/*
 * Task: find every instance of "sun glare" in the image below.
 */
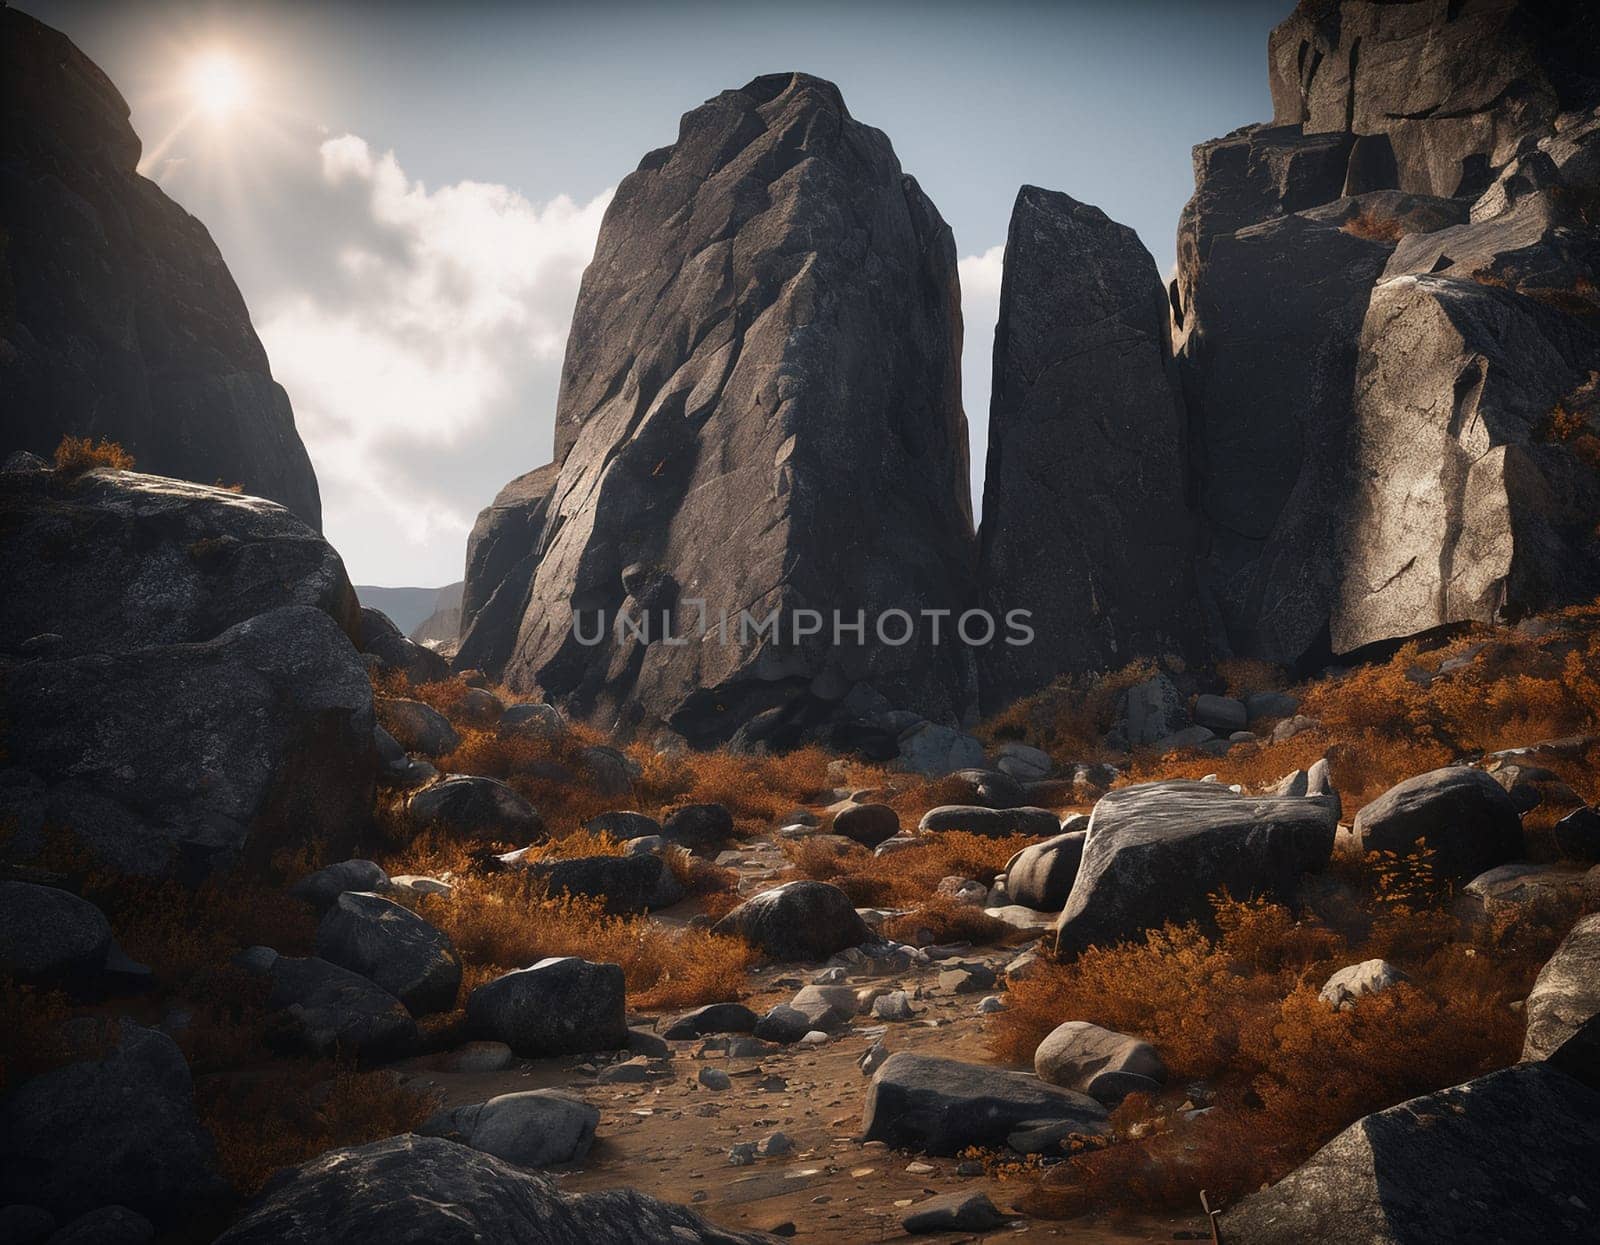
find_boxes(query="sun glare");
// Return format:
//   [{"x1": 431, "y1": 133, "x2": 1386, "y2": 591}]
[{"x1": 188, "y1": 51, "x2": 248, "y2": 118}]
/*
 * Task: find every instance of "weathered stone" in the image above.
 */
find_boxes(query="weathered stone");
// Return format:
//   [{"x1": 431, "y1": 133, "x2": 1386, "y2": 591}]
[
  {"x1": 1455, "y1": 862, "x2": 1588, "y2": 926},
  {"x1": 1193, "y1": 694, "x2": 1247, "y2": 733},
  {"x1": 660, "y1": 803, "x2": 734, "y2": 849},
  {"x1": 490, "y1": 74, "x2": 976, "y2": 744},
  {"x1": 0, "y1": 470, "x2": 355, "y2": 658},
  {"x1": 583, "y1": 810, "x2": 662, "y2": 841},
  {"x1": 315, "y1": 891, "x2": 461, "y2": 1017},
  {"x1": 784, "y1": 984, "x2": 858, "y2": 1033},
  {"x1": 832, "y1": 803, "x2": 900, "y2": 850},
  {"x1": 377, "y1": 698, "x2": 460, "y2": 758},
  {"x1": 862, "y1": 1052, "x2": 1106, "y2": 1156},
  {"x1": 258, "y1": 955, "x2": 418, "y2": 1061},
  {"x1": 1522, "y1": 912, "x2": 1600, "y2": 1062},
  {"x1": 1553, "y1": 806, "x2": 1600, "y2": 862},
  {"x1": 1266, "y1": 0, "x2": 1596, "y2": 198},
  {"x1": 977, "y1": 186, "x2": 1195, "y2": 711},
  {"x1": 917, "y1": 805, "x2": 1060, "y2": 838},
  {"x1": 662, "y1": 1003, "x2": 759, "y2": 1040},
  {"x1": 0, "y1": 881, "x2": 111, "y2": 987},
  {"x1": 419, "y1": 1090, "x2": 599, "y2": 1169},
  {"x1": 1220, "y1": 1063, "x2": 1600, "y2": 1243},
  {"x1": 0, "y1": 1024, "x2": 225, "y2": 1225},
  {"x1": 0, "y1": 10, "x2": 322, "y2": 525},
  {"x1": 455, "y1": 464, "x2": 559, "y2": 679},
  {"x1": 1334, "y1": 276, "x2": 1600, "y2": 652},
  {"x1": 290, "y1": 859, "x2": 390, "y2": 913},
  {"x1": 45, "y1": 1205, "x2": 155, "y2": 1245},
  {"x1": 1318, "y1": 959, "x2": 1408, "y2": 1010},
  {"x1": 528, "y1": 854, "x2": 669, "y2": 916},
  {"x1": 1002, "y1": 832, "x2": 1086, "y2": 912},
  {"x1": 466, "y1": 957, "x2": 627, "y2": 1057},
  {"x1": 2, "y1": 606, "x2": 375, "y2": 877},
  {"x1": 1352, "y1": 766, "x2": 1522, "y2": 885},
  {"x1": 1122, "y1": 672, "x2": 1186, "y2": 746},
  {"x1": 499, "y1": 701, "x2": 567, "y2": 740},
  {"x1": 902, "y1": 1191, "x2": 1007, "y2": 1234},
  {"x1": 409, "y1": 777, "x2": 543, "y2": 842},
  {"x1": 1055, "y1": 780, "x2": 1337, "y2": 958},
  {"x1": 712, "y1": 881, "x2": 871, "y2": 962},
  {"x1": 895, "y1": 725, "x2": 986, "y2": 777},
  {"x1": 212, "y1": 1134, "x2": 778, "y2": 1244},
  {"x1": 1034, "y1": 1021, "x2": 1166, "y2": 1106},
  {"x1": 357, "y1": 608, "x2": 450, "y2": 684}
]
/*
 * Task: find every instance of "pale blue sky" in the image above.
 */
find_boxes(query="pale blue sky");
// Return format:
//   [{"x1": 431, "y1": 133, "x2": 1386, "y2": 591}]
[{"x1": 26, "y1": 0, "x2": 1287, "y2": 584}]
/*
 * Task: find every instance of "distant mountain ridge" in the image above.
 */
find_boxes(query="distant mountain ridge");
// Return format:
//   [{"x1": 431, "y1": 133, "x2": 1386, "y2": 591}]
[{"x1": 354, "y1": 583, "x2": 461, "y2": 640}]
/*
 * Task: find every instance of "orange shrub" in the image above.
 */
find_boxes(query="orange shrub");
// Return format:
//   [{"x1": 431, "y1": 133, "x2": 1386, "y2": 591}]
[
  {"x1": 52, "y1": 434, "x2": 134, "y2": 474},
  {"x1": 1339, "y1": 209, "x2": 1405, "y2": 242},
  {"x1": 880, "y1": 897, "x2": 1024, "y2": 947},
  {"x1": 782, "y1": 831, "x2": 1035, "y2": 910}
]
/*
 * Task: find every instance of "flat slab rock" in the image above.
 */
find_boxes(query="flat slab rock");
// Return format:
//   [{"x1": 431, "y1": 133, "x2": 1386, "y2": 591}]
[
  {"x1": 213, "y1": 1134, "x2": 781, "y2": 1244},
  {"x1": 1054, "y1": 780, "x2": 1337, "y2": 958},
  {"x1": 861, "y1": 1051, "x2": 1106, "y2": 1156},
  {"x1": 1220, "y1": 1063, "x2": 1600, "y2": 1244}
]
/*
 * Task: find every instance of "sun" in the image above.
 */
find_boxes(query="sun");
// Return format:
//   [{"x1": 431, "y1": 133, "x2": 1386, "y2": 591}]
[{"x1": 187, "y1": 51, "x2": 249, "y2": 119}]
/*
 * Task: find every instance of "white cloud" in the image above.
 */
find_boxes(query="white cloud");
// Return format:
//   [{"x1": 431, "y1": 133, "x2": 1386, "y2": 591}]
[
  {"x1": 959, "y1": 243, "x2": 1006, "y2": 519},
  {"x1": 240, "y1": 134, "x2": 612, "y2": 584}
]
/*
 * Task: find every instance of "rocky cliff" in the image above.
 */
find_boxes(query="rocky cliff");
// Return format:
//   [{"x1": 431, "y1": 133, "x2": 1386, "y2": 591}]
[
  {"x1": 1175, "y1": 0, "x2": 1600, "y2": 665},
  {"x1": 976, "y1": 187, "x2": 1197, "y2": 712},
  {"x1": 0, "y1": 8, "x2": 323, "y2": 527},
  {"x1": 482, "y1": 73, "x2": 978, "y2": 746}
]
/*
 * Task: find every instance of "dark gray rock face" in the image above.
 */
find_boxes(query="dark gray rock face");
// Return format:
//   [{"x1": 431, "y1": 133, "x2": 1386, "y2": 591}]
[
  {"x1": 662, "y1": 1002, "x2": 760, "y2": 1040},
  {"x1": 1352, "y1": 767, "x2": 1522, "y2": 886},
  {"x1": 0, "y1": 1024, "x2": 226, "y2": 1225},
  {"x1": 1266, "y1": 1, "x2": 1598, "y2": 199},
  {"x1": 1003, "y1": 831, "x2": 1086, "y2": 912},
  {"x1": 493, "y1": 73, "x2": 977, "y2": 744},
  {"x1": 455, "y1": 464, "x2": 558, "y2": 679},
  {"x1": 1054, "y1": 780, "x2": 1338, "y2": 958},
  {"x1": 1333, "y1": 276, "x2": 1600, "y2": 650},
  {"x1": 256, "y1": 953, "x2": 418, "y2": 1061},
  {"x1": 419, "y1": 1090, "x2": 599, "y2": 1169},
  {"x1": 2, "y1": 606, "x2": 376, "y2": 878},
  {"x1": 1172, "y1": 0, "x2": 1600, "y2": 664},
  {"x1": 0, "y1": 881, "x2": 111, "y2": 986},
  {"x1": 1180, "y1": 211, "x2": 1391, "y2": 663},
  {"x1": 1220, "y1": 1063, "x2": 1600, "y2": 1244},
  {"x1": 378, "y1": 697, "x2": 461, "y2": 758},
  {"x1": 977, "y1": 186, "x2": 1196, "y2": 711},
  {"x1": 526, "y1": 853, "x2": 668, "y2": 915},
  {"x1": 1522, "y1": 912, "x2": 1600, "y2": 1061},
  {"x1": 315, "y1": 891, "x2": 462, "y2": 1016},
  {"x1": 832, "y1": 803, "x2": 901, "y2": 849},
  {"x1": 861, "y1": 1052, "x2": 1106, "y2": 1156},
  {"x1": 711, "y1": 881, "x2": 871, "y2": 962},
  {"x1": 0, "y1": 469, "x2": 358, "y2": 658},
  {"x1": 917, "y1": 805, "x2": 1060, "y2": 838},
  {"x1": 289, "y1": 859, "x2": 390, "y2": 913},
  {"x1": 408, "y1": 777, "x2": 544, "y2": 842},
  {"x1": 213, "y1": 1134, "x2": 780, "y2": 1245},
  {"x1": 466, "y1": 957, "x2": 628, "y2": 1057},
  {"x1": 357, "y1": 607, "x2": 450, "y2": 684},
  {"x1": 0, "y1": 9, "x2": 322, "y2": 526}
]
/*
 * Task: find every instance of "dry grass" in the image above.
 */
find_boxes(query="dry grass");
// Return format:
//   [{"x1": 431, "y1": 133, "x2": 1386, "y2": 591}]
[
  {"x1": 52, "y1": 434, "x2": 134, "y2": 474},
  {"x1": 408, "y1": 876, "x2": 755, "y2": 1011},
  {"x1": 198, "y1": 1062, "x2": 439, "y2": 1196},
  {"x1": 1339, "y1": 208, "x2": 1405, "y2": 242},
  {"x1": 782, "y1": 831, "x2": 1034, "y2": 911},
  {"x1": 1132, "y1": 609, "x2": 1600, "y2": 818},
  {"x1": 980, "y1": 659, "x2": 1162, "y2": 759},
  {"x1": 879, "y1": 897, "x2": 1024, "y2": 947},
  {"x1": 994, "y1": 886, "x2": 1578, "y2": 1217}
]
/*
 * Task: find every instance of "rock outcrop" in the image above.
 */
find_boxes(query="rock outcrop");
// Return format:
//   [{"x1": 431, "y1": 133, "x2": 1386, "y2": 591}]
[
  {"x1": 0, "y1": 468, "x2": 358, "y2": 656},
  {"x1": 483, "y1": 73, "x2": 977, "y2": 745},
  {"x1": 1174, "y1": 0, "x2": 1600, "y2": 665},
  {"x1": 455, "y1": 464, "x2": 558, "y2": 676},
  {"x1": 213, "y1": 1134, "x2": 780, "y2": 1244},
  {"x1": 975, "y1": 187, "x2": 1196, "y2": 710},
  {"x1": 1054, "y1": 780, "x2": 1338, "y2": 958},
  {"x1": 1220, "y1": 1062, "x2": 1600, "y2": 1243},
  {"x1": 3, "y1": 606, "x2": 375, "y2": 878},
  {"x1": 0, "y1": 9, "x2": 322, "y2": 526}
]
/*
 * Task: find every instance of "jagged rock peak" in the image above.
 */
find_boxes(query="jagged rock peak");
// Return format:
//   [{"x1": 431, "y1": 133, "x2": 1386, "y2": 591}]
[
  {"x1": 0, "y1": 8, "x2": 323, "y2": 527},
  {"x1": 977, "y1": 185, "x2": 1197, "y2": 712},
  {"x1": 493, "y1": 71, "x2": 977, "y2": 747}
]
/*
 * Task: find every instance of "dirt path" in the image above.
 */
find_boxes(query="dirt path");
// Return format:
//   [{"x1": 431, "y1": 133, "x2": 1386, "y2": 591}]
[{"x1": 398, "y1": 832, "x2": 1211, "y2": 1243}]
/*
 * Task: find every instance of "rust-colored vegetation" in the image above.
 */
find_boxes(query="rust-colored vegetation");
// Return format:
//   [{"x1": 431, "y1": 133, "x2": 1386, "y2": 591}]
[
  {"x1": 52, "y1": 434, "x2": 135, "y2": 474},
  {"x1": 994, "y1": 883, "x2": 1581, "y2": 1217},
  {"x1": 1338, "y1": 208, "x2": 1405, "y2": 242},
  {"x1": 781, "y1": 830, "x2": 1034, "y2": 909}
]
